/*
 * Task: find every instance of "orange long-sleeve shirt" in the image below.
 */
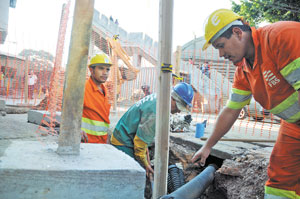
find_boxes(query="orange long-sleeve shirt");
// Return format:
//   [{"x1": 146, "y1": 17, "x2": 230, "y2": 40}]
[
  {"x1": 230, "y1": 22, "x2": 300, "y2": 127},
  {"x1": 82, "y1": 77, "x2": 111, "y2": 143}
]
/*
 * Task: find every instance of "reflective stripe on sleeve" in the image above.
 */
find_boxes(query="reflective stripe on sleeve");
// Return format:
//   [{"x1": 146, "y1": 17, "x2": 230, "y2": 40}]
[
  {"x1": 280, "y1": 57, "x2": 300, "y2": 90},
  {"x1": 231, "y1": 88, "x2": 252, "y2": 96},
  {"x1": 227, "y1": 88, "x2": 252, "y2": 109},
  {"x1": 230, "y1": 93, "x2": 252, "y2": 103},
  {"x1": 270, "y1": 92, "x2": 300, "y2": 123}
]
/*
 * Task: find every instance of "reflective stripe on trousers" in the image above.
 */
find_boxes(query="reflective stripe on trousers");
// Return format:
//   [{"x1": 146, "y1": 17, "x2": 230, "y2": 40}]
[
  {"x1": 265, "y1": 193, "x2": 294, "y2": 199},
  {"x1": 265, "y1": 186, "x2": 300, "y2": 199},
  {"x1": 265, "y1": 121, "x2": 300, "y2": 199}
]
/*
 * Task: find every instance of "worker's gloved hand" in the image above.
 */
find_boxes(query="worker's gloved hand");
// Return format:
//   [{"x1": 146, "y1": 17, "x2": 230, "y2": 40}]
[
  {"x1": 191, "y1": 145, "x2": 211, "y2": 167},
  {"x1": 146, "y1": 164, "x2": 154, "y2": 178},
  {"x1": 184, "y1": 114, "x2": 192, "y2": 124},
  {"x1": 81, "y1": 131, "x2": 88, "y2": 143}
]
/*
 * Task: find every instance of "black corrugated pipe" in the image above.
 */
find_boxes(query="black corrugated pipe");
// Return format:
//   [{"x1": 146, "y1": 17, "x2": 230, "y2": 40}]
[
  {"x1": 167, "y1": 165, "x2": 185, "y2": 193},
  {"x1": 159, "y1": 164, "x2": 218, "y2": 199}
]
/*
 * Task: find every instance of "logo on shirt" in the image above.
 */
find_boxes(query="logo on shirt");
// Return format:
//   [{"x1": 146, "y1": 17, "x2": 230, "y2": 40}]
[{"x1": 263, "y1": 70, "x2": 280, "y2": 88}]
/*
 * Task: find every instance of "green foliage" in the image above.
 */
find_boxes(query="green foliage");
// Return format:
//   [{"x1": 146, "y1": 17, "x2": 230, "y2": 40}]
[
  {"x1": 19, "y1": 49, "x2": 54, "y2": 61},
  {"x1": 18, "y1": 49, "x2": 54, "y2": 71},
  {"x1": 231, "y1": 0, "x2": 300, "y2": 27}
]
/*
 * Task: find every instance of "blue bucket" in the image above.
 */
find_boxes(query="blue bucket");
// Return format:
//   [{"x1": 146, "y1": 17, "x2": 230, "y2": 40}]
[{"x1": 195, "y1": 123, "x2": 205, "y2": 138}]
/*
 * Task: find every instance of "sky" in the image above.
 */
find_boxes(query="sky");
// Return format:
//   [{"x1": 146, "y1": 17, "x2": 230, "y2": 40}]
[
  {"x1": 95, "y1": 0, "x2": 233, "y2": 47},
  {"x1": 0, "y1": 0, "x2": 234, "y2": 63}
]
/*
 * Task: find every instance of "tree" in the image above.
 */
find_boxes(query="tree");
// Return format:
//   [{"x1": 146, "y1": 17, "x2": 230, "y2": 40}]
[
  {"x1": 19, "y1": 49, "x2": 54, "y2": 71},
  {"x1": 231, "y1": 0, "x2": 300, "y2": 27}
]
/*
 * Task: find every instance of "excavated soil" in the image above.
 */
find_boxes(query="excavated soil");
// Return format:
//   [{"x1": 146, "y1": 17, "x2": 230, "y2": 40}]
[{"x1": 162, "y1": 140, "x2": 270, "y2": 199}]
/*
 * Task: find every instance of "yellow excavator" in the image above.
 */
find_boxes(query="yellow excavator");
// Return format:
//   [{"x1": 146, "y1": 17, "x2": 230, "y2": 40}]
[{"x1": 105, "y1": 35, "x2": 140, "y2": 107}]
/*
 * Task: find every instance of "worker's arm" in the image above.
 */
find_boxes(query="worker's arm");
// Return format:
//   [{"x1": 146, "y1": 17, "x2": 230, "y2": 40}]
[
  {"x1": 133, "y1": 135, "x2": 154, "y2": 177},
  {"x1": 191, "y1": 107, "x2": 241, "y2": 166}
]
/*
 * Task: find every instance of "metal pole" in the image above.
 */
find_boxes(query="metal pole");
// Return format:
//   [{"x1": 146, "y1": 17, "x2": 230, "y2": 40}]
[
  {"x1": 153, "y1": 0, "x2": 174, "y2": 198},
  {"x1": 57, "y1": 0, "x2": 95, "y2": 155}
]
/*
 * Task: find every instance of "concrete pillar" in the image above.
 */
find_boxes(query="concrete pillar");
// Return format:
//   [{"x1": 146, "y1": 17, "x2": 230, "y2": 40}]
[
  {"x1": 132, "y1": 53, "x2": 142, "y2": 68},
  {"x1": 0, "y1": 0, "x2": 9, "y2": 43}
]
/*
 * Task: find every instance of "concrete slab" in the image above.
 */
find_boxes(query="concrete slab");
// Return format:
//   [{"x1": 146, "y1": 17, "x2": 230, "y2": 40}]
[
  {"x1": 0, "y1": 98, "x2": 42, "y2": 106},
  {"x1": 170, "y1": 132, "x2": 275, "y2": 160},
  {"x1": 0, "y1": 141, "x2": 145, "y2": 199},
  {"x1": 28, "y1": 110, "x2": 61, "y2": 125}
]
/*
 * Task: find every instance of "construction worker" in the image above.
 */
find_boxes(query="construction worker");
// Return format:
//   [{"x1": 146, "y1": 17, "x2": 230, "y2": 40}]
[
  {"x1": 111, "y1": 82, "x2": 194, "y2": 176},
  {"x1": 141, "y1": 84, "x2": 151, "y2": 97},
  {"x1": 191, "y1": 9, "x2": 300, "y2": 199},
  {"x1": 81, "y1": 53, "x2": 112, "y2": 144}
]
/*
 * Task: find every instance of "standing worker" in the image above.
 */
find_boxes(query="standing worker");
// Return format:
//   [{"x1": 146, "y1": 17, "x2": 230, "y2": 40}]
[
  {"x1": 81, "y1": 53, "x2": 112, "y2": 144},
  {"x1": 28, "y1": 70, "x2": 37, "y2": 99},
  {"x1": 191, "y1": 9, "x2": 300, "y2": 199},
  {"x1": 111, "y1": 82, "x2": 194, "y2": 176}
]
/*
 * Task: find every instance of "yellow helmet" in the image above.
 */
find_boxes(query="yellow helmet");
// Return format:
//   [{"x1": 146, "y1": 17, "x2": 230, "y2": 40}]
[
  {"x1": 89, "y1": 53, "x2": 112, "y2": 67},
  {"x1": 202, "y1": 9, "x2": 243, "y2": 51}
]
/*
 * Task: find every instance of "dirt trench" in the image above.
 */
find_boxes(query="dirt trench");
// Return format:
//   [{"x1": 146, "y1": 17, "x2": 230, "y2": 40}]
[{"x1": 147, "y1": 139, "x2": 269, "y2": 199}]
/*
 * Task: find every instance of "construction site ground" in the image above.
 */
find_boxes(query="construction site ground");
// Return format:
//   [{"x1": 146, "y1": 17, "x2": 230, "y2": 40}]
[{"x1": 0, "y1": 106, "x2": 278, "y2": 199}]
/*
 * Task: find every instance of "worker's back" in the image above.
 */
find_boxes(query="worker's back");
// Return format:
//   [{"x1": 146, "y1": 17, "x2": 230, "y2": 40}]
[{"x1": 113, "y1": 93, "x2": 157, "y2": 147}]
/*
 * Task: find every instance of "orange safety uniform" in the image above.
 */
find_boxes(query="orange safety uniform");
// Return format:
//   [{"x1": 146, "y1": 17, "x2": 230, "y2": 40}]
[
  {"x1": 81, "y1": 77, "x2": 111, "y2": 143},
  {"x1": 227, "y1": 21, "x2": 300, "y2": 198}
]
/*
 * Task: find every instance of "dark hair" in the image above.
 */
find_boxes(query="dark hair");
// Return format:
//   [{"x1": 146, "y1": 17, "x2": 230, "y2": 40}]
[{"x1": 220, "y1": 24, "x2": 251, "y2": 39}]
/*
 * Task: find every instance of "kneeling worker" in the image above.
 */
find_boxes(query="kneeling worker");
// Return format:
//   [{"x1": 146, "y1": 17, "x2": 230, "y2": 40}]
[
  {"x1": 111, "y1": 82, "x2": 194, "y2": 176},
  {"x1": 81, "y1": 53, "x2": 112, "y2": 144}
]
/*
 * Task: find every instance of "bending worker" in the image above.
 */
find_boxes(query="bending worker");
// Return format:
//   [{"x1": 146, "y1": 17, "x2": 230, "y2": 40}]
[
  {"x1": 111, "y1": 82, "x2": 194, "y2": 176},
  {"x1": 81, "y1": 53, "x2": 112, "y2": 144},
  {"x1": 191, "y1": 9, "x2": 300, "y2": 199}
]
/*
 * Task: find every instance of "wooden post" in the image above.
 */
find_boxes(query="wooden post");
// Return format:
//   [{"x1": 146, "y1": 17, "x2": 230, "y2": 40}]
[
  {"x1": 57, "y1": 0, "x2": 95, "y2": 155},
  {"x1": 153, "y1": 0, "x2": 174, "y2": 198}
]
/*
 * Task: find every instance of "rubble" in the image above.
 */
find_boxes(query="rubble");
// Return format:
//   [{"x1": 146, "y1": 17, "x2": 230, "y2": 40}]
[
  {"x1": 169, "y1": 139, "x2": 269, "y2": 199},
  {"x1": 170, "y1": 114, "x2": 193, "y2": 132}
]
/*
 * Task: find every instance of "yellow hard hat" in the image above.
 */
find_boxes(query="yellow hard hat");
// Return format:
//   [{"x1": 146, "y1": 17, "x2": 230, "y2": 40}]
[
  {"x1": 202, "y1": 9, "x2": 243, "y2": 51},
  {"x1": 89, "y1": 53, "x2": 112, "y2": 67}
]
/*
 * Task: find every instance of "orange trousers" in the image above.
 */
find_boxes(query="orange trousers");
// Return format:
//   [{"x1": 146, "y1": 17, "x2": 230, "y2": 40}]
[{"x1": 265, "y1": 120, "x2": 300, "y2": 197}]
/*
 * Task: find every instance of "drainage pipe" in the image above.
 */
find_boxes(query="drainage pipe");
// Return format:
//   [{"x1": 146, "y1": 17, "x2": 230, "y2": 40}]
[{"x1": 160, "y1": 164, "x2": 218, "y2": 199}]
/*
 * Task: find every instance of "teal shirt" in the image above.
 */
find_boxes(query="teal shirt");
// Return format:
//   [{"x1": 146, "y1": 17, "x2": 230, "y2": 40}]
[{"x1": 113, "y1": 94, "x2": 157, "y2": 147}]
